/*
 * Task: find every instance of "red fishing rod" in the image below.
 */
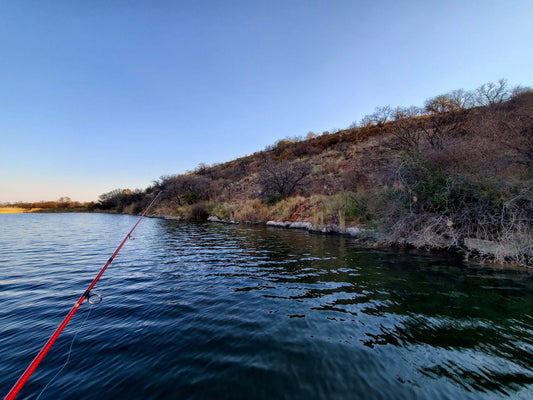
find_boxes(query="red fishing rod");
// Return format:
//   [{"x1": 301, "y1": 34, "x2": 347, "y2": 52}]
[{"x1": 4, "y1": 191, "x2": 162, "y2": 400}]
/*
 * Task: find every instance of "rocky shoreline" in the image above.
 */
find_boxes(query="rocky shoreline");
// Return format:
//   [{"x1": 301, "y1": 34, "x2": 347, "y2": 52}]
[
  {"x1": 151, "y1": 213, "x2": 532, "y2": 270},
  {"x1": 211, "y1": 215, "x2": 369, "y2": 239},
  {"x1": 155, "y1": 213, "x2": 375, "y2": 239}
]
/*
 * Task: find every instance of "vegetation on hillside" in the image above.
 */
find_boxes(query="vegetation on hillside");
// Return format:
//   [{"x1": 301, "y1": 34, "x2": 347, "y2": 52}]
[
  {"x1": 0, "y1": 197, "x2": 95, "y2": 212},
  {"x1": 96, "y1": 79, "x2": 533, "y2": 266}
]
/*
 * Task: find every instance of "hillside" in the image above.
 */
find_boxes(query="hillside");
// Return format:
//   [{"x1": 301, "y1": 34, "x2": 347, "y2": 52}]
[{"x1": 97, "y1": 81, "x2": 533, "y2": 266}]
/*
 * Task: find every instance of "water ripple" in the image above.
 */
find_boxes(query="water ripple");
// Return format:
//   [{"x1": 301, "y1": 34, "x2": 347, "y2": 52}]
[{"x1": 1, "y1": 214, "x2": 532, "y2": 399}]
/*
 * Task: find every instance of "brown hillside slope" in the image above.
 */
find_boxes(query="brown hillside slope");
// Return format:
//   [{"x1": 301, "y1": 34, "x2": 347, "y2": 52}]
[{"x1": 98, "y1": 89, "x2": 533, "y2": 266}]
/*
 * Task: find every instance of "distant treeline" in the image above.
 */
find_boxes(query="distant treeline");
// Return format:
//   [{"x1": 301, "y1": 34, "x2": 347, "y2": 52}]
[
  {"x1": 2, "y1": 197, "x2": 95, "y2": 210},
  {"x1": 97, "y1": 79, "x2": 533, "y2": 266}
]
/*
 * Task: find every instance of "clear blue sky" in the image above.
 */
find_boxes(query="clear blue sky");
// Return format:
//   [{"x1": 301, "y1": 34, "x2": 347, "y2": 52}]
[{"x1": 1, "y1": 1, "x2": 532, "y2": 202}]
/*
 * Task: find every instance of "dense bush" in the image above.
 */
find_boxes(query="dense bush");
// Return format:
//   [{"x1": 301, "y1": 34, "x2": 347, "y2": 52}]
[
  {"x1": 188, "y1": 204, "x2": 209, "y2": 221},
  {"x1": 97, "y1": 189, "x2": 146, "y2": 212}
]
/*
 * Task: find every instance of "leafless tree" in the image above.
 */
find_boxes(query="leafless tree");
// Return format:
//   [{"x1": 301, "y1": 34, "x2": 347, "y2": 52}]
[
  {"x1": 421, "y1": 109, "x2": 466, "y2": 150},
  {"x1": 258, "y1": 158, "x2": 312, "y2": 199},
  {"x1": 386, "y1": 106, "x2": 424, "y2": 151},
  {"x1": 360, "y1": 105, "x2": 393, "y2": 126},
  {"x1": 424, "y1": 94, "x2": 462, "y2": 113},
  {"x1": 449, "y1": 89, "x2": 475, "y2": 108},
  {"x1": 474, "y1": 78, "x2": 510, "y2": 105}
]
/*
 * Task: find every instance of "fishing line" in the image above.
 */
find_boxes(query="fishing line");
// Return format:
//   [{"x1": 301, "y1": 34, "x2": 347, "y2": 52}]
[
  {"x1": 4, "y1": 191, "x2": 162, "y2": 400},
  {"x1": 35, "y1": 305, "x2": 94, "y2": 400}
]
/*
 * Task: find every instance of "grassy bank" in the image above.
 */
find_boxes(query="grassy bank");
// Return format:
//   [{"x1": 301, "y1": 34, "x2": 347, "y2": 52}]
[{"x1": 0, "y1": 207, "x2": 41, "y2": 214}]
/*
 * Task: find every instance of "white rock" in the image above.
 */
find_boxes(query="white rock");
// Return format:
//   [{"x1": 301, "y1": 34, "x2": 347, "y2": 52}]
[
  {"x1": 289, "y1": 222, "x2": 313, "y2": 230},
  {"x1": 346, "y1": 226, "x2": 363, "y2": 237}
]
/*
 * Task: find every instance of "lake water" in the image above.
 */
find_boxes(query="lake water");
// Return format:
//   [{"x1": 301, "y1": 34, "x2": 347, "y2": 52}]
[{"x1": 1, "y1": 213, "x2": 532, "y2": 399}]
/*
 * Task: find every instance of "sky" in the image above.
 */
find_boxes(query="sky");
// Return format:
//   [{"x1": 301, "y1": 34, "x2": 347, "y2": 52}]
[{"x1": 1, "y1": 1, "x2": 532, "y2": 203}]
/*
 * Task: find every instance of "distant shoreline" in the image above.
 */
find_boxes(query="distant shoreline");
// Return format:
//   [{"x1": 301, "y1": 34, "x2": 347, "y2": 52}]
[
  {"x1": 0, "y1": 207, "x2": 42, "y2": 214},
  {"x1": 0, "y1": 206, "x2": 94, "y2": 214}
]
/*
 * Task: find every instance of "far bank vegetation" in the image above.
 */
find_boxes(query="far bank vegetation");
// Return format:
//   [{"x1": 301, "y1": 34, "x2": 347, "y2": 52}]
[
  {"x1": 97, "y1": 80, "x2": 533, "y2": 266},
  {"x1": 0, "y1": 197, "x2": 95, "y2": 213}
]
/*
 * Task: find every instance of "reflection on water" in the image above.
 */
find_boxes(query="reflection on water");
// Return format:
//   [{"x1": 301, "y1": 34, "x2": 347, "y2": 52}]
[{"x1": 1, "y1": 214, "x2": 532, "y2": 399}]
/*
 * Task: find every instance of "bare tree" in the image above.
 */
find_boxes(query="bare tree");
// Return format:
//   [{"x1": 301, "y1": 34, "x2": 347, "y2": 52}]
[
  {"x1": 449, "y1": 88, "x2": 475, "y2": 108},
  {"x1": 387, "y1": 101, "x2": 466, "y2": 152},
  {"x1": 423, "y1": 108, "x2": 467, "y2": 150},
  {"x1": 258, "y1": 158, "x2": 312, "y2": 199},
  {"x1": 386, "y1": 106, "x2": 424, "y2": 151},
  {"x1": 360, "y1": 105, "x2": 393, "y2": 126},
  {"x1": 359, "y1": 114, "x2": 375, "y2": 127},
  {"x1": 424, "y1": 94, "x2": 462, "y2": 113},
  {"x1": 474, "y1": 79, "x2": 510, "y2": 105}
]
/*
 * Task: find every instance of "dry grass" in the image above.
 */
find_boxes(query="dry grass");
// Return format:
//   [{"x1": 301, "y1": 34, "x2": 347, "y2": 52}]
[
  {"x1": 0, "y1": 207, "x2": 42, "y2": 213},
  {"x1": 232, "y1": 199, "x2": 270, "y2": 223},
  {"x1": 268, "y1": 195, "x2": 308, "y2": 221},
  {"x1": 0, "y1": 207, "x2": 27, "y2": 214}
]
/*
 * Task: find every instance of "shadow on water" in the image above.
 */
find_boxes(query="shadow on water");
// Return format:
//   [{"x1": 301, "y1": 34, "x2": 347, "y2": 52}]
[{"x1": 1, "y1": 215, "x2": 532, "y2": 399}]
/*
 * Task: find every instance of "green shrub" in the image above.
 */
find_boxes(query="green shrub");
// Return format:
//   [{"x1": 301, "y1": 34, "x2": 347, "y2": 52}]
[
  {"x1": 207, "y1": 203, "x2": 231, "y2": 220},
  {"x1": 182, "y1": 190, "x2": 201, "y2": 205},
  {"x1": 326, "y1": 191, "x2": 374, "y2": 227},
  {"x1": 395, "y1": 154, "x2": 450, "y2": 213}
]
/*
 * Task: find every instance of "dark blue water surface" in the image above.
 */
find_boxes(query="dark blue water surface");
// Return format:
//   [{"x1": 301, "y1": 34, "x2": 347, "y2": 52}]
[{"x1": 1, "y1": 213, "x2": 532, "y2": 399}]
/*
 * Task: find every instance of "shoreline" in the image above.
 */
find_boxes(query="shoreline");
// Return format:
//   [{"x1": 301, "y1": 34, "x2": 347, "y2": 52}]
[
  {"x1": 156, "y1": 213, "x2": 532, "y2": 271},
  {"x1": 0, "y1": 207, "x2": 99, "y2": 214},
  {"x1": 4, "y1": 209, "x2": 530, "y2": 271}
]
